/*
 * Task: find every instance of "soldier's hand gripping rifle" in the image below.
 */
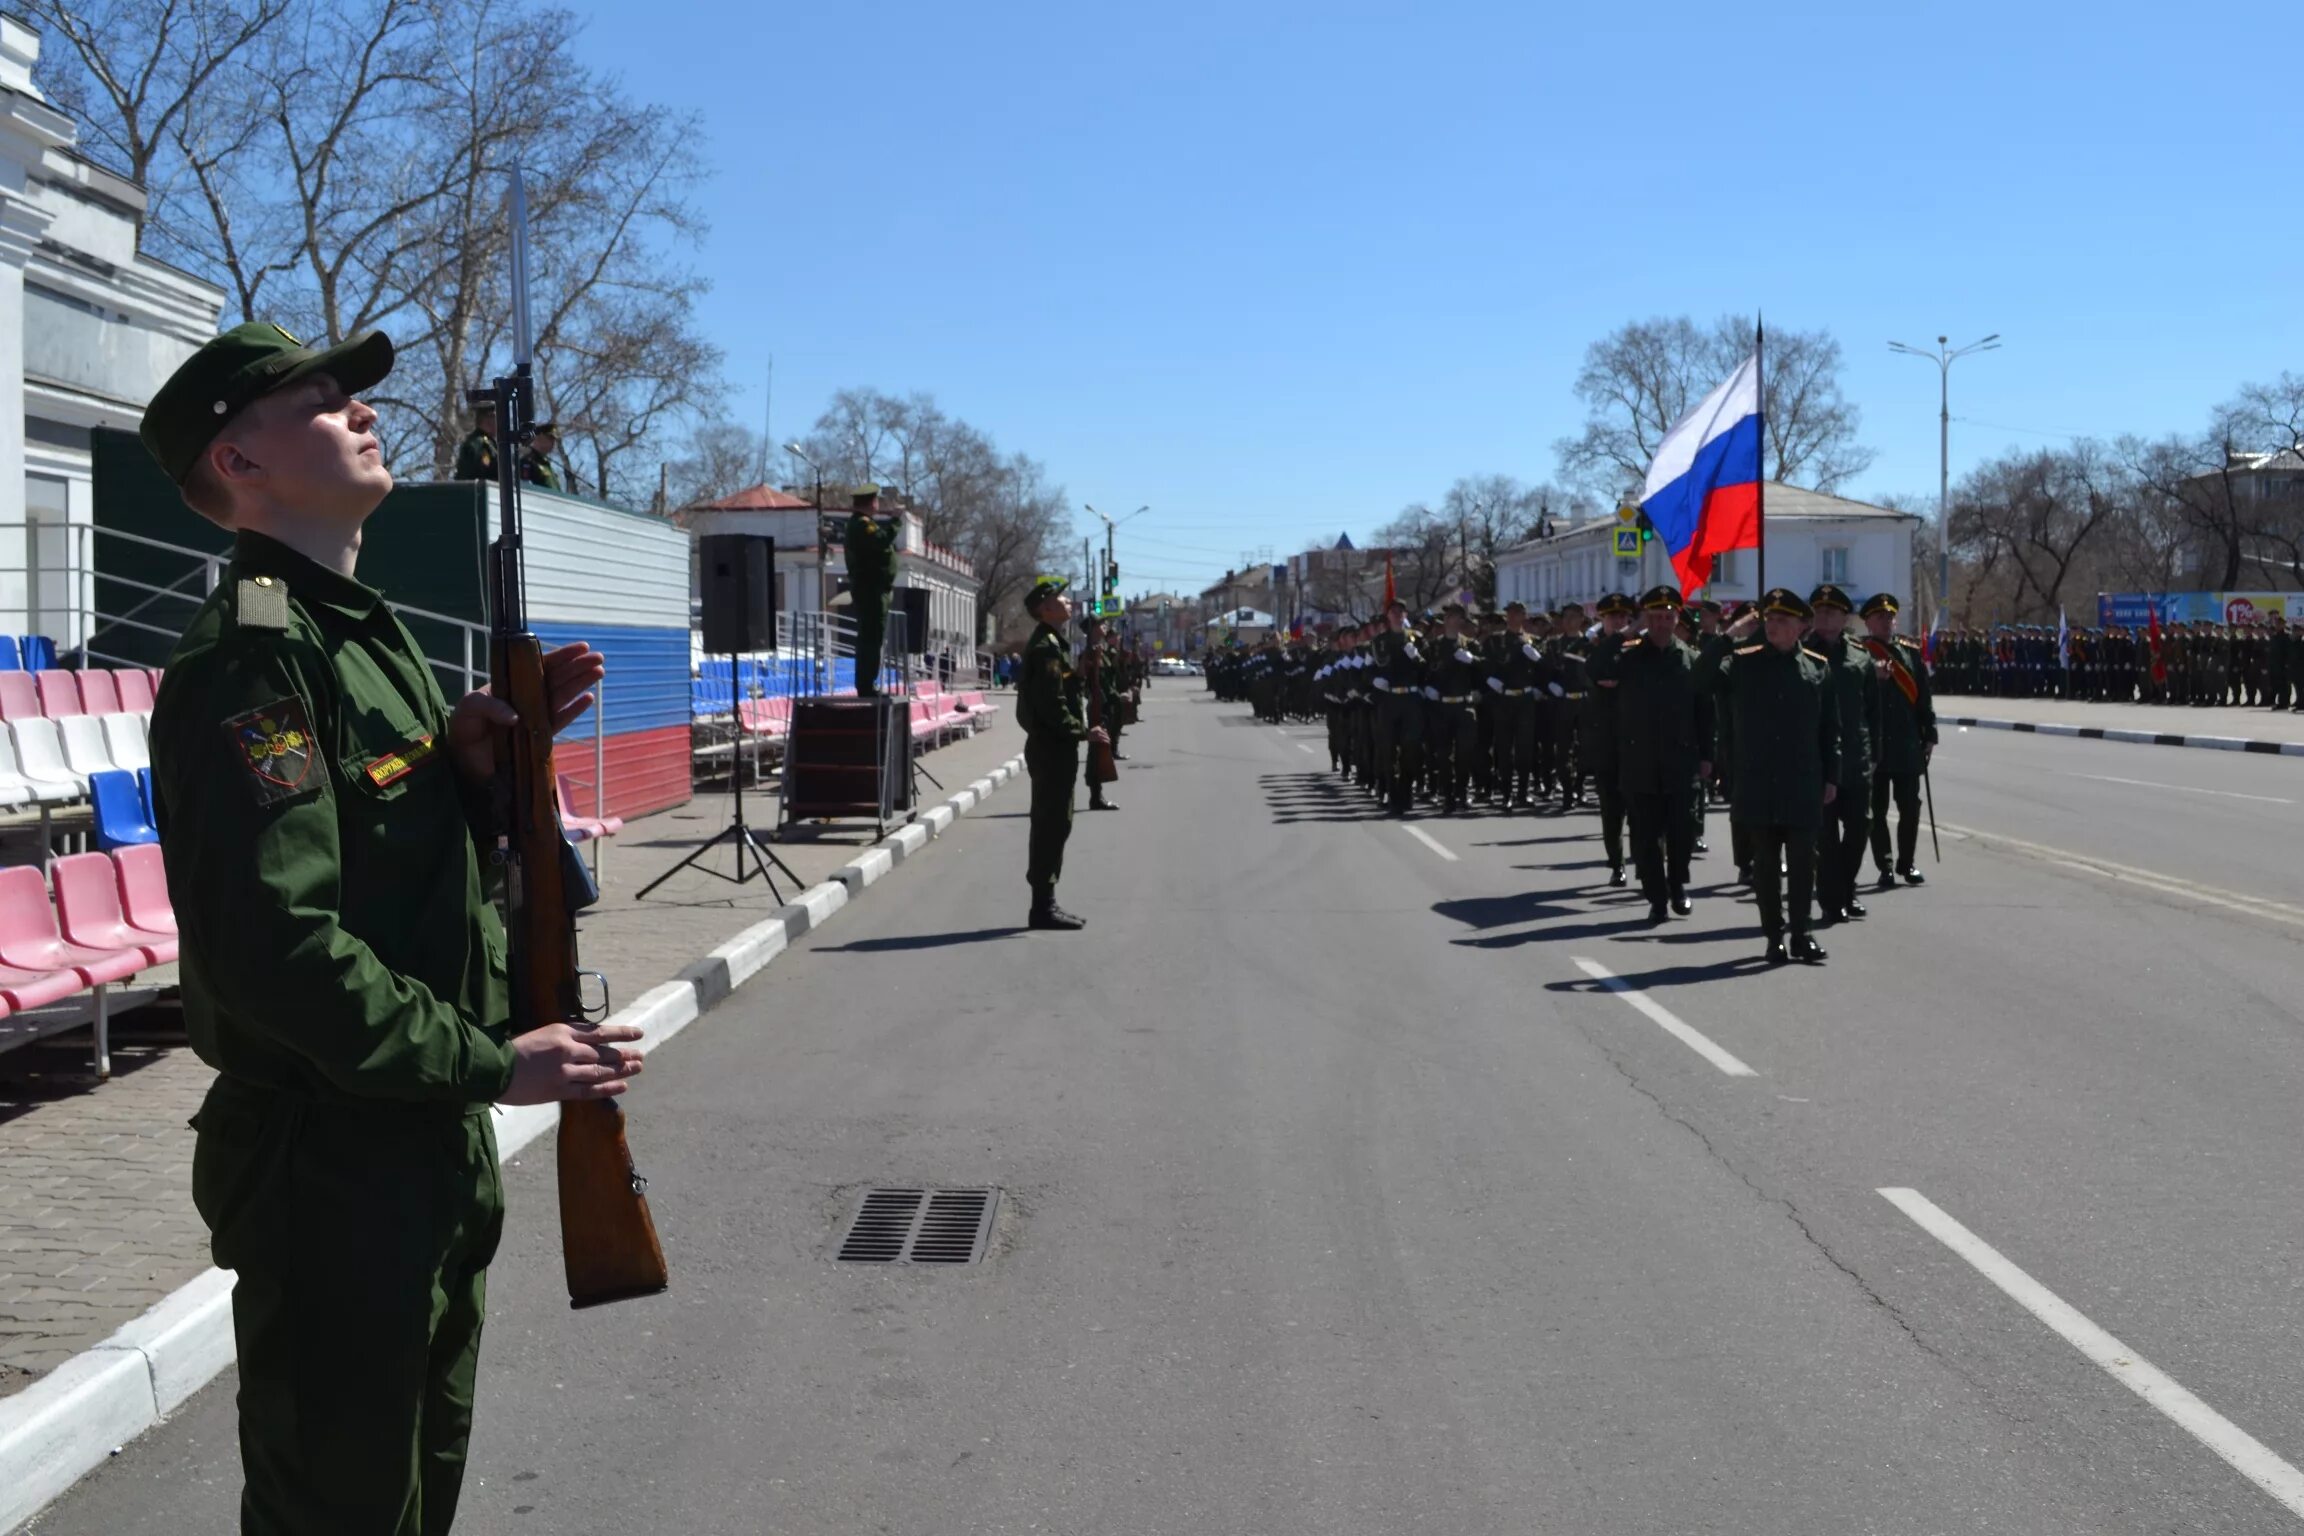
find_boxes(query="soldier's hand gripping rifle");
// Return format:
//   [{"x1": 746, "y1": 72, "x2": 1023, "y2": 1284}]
[{"x1": 474, "y1": 170, "x2": 668, "y2": 1310}]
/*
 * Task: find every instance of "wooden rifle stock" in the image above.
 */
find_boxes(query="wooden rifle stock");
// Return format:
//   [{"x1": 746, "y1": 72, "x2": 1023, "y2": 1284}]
[{"x1": 493, "y1": 629, "x2": 669, "y2": 1309}]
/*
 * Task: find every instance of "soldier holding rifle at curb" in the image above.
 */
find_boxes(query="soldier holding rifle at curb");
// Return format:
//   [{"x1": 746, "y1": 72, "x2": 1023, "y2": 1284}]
[{"x1": 143, "y1": 321, "x2": 643, "y2": 1535}]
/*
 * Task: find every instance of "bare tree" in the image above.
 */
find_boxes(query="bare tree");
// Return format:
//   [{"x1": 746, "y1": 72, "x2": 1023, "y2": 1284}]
[
  {"x1": 1951, "y1": 444, "x2": 2127, "y2": 620},
  {"x1": 1371, "y1": 504, "x2": 1456, "y2": 612},
  {"x1": 1554, "y1": 314, "x2": 1874, "y2": 500}
]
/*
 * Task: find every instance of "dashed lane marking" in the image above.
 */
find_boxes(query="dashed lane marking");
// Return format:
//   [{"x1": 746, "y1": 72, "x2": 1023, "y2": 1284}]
[
  {"x1": 1402, "y1": 824, "x2": 1459, "y2": 862},
  {"x1": 1939, "y1": 823, "x2": 2304, "y2": 930},
  {"x1": 2068, "y1": 772, "x2": 2293, "y2": 805},
  {"x1": 1570, "y1": 957, "x2": 1756, "y2": 1077},
  {"x1": 1880, "y1": 1187, "x2": 2304, "y2": 1521}
]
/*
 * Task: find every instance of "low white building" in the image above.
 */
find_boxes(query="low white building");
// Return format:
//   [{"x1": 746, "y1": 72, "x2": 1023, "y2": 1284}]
[
  {"x1": 0, "y1": 17, "x2": 226, "y2": 648},
  {"x1": 1494, "y1": 483, "x2": 1923, "y2": 630}
]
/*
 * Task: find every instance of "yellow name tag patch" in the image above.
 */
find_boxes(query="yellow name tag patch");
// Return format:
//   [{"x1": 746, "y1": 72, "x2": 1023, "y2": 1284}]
[{"x1": 365, "y1": 734, "x2": 438, "y2": 788}]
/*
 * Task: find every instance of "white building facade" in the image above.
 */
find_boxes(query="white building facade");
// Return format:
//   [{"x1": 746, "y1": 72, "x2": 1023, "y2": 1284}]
[
  {"x1": 0, "y1": 18, "x2": 226, "y2": 648},
  {"x1": 1494, "y1": 484, "x2": 1922, "y2": 631}
]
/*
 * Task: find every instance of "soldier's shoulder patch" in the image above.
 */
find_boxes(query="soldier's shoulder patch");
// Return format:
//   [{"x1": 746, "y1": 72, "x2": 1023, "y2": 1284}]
[
  {"x1": 234, "y1": 576, "x2": 290, "y2": 631},
  {"x1": 221, "y1": 698, "x2": 321, "y2": 806}
]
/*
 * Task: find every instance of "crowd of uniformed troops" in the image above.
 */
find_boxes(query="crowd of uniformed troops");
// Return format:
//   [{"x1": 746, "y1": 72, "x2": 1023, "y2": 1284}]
[
  {"x1": 1931, "y1": 616, "x2": 2300, "y2": 710},
  {"x1": 1210, "y1": 582, "x2": 1939, "y2": 965}
]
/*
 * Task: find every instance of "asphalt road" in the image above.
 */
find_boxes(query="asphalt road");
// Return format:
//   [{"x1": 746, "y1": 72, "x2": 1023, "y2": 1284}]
[{"x1": 25, "y1": 690, "x2": 2304, "y2": 1534}]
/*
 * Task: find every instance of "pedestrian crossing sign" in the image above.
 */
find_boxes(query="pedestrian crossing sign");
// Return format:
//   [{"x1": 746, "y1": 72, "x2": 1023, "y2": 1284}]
[
  {"x1": 1095, "y1": 596, "x2": 1122, "y2": 617},
  {"x1": 1613, "y1": 529, "x2": 1639, "y2": 558}
]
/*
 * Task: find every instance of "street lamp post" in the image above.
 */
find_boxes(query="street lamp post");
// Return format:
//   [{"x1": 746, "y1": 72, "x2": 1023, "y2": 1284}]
[{"x1": 1888, "y1": 334, "x2": 2000, "y2": 628}]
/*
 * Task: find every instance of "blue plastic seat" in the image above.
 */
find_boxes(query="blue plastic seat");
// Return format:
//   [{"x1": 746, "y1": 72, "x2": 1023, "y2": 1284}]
[
  {"x1": 19, "y1": 635, "x2": 56, "y2": 673},
  {"x1": 138, "y1": 766, "x2": 157, "y2": 826},
  {"x1": 0, "y1": 636, "x2": 20, "y2": 671},
  {"x1": 90, "y1": 769, "x2": 159, "y2": 850}
]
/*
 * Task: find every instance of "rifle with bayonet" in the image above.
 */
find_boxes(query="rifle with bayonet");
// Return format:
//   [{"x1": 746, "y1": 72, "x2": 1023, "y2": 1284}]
[{"x1": 474, "y1": 169, "x2": 668, "y2": 1310}]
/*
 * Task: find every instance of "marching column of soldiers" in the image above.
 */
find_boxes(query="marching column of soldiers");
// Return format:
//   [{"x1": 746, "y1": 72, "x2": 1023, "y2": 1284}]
[
  {"x1": 1931, "y1": 615, "x2": 2300, "y2": 710},
  {"x1": 1220, "y1": 583, "x2": 1939, "y2": 967}
]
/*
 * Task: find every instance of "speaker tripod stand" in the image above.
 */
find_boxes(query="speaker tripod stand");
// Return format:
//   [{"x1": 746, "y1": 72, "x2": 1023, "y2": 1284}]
[{"x1": 638, "y1": 663, "x2": 802, "y2": 903}]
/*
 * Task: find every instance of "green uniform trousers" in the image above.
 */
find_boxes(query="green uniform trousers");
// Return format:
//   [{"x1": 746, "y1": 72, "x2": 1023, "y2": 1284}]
[
  {"x1": 1025, "y1": 738, "x2": 1079, "y2": 891},
  {"x1": 853, "y1": 599, "x2": 888, "y2": 697},
  {"x1": 193, "y1": 1077, "x2": 504, "y2": 1536}
]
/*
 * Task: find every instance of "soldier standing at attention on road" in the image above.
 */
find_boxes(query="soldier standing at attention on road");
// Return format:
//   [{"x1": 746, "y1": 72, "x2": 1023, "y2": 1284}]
[
  {"x1": 1589, "y1": 585, "x2": 1712, "y2": 925},
  {"x1": 1806, "y1": 583, "x2": 1880, "y2": 927},
  {"x1": 1018, "y1": 577, "x2": 1105, "y2": 930},
  {"x1": 139, "y1": 322, "x2": 642, "y2": 1534},
  {"x1": 1860, "y1": 591, "x2": 1937, "y2": 887},
  {"x1": 450, "y1": 399, "x2": 497, "y2": 481},
  {"x1": 1700, "y1": 589, "x2": 1842, "y2": 965}
]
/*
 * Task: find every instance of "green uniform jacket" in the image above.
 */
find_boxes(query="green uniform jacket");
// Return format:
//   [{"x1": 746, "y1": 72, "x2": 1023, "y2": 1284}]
[
  {"x1": 1372, "y1": 627, "x2": 1425, "y2": 698},
  {"x1": 1697, "y1": 635, "x2": 1842, "y2": 827},
  {"x1": 148, "y1": 532, "x2": 514, "y2": 1105},
  {"x1": 1016, "y1": 622, "x2": 1088, "y2": 744},
  {"x1": 520, "y1": 450, "x2": 560, "y2": 491},
  {"x1": 1865, "y1": 634, "x2": 1937, "y2": 776},
  {"x1": 844, "y1": 513, "x2": 898, "y2": 599},
  {"x1": 452, "y1": 430, "x2": 498, "y2": 481},
  {"x1": 1429, "y1": 631, "x2": 1482, "y2": 700},
  {"x1": 1589, "y1": 630, "x2": 1714, "y2": 795},
  {"x1": 1815, "y1": 631, "x2": 1881, "y2": 789}
]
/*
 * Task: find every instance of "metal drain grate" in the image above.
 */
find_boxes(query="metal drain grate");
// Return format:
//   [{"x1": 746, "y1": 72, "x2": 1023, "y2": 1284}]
[{"x1": 837, "y1": 1187, "x2": 999, "y2": 1264}]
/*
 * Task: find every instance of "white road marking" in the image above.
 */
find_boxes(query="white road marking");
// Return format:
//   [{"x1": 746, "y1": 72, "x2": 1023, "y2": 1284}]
[
  {"x1": 1571, "y1": 957, "x2": 1757, "y2": 1077},
  {"x1": 1402, "y1": 824, "x2": 1459, "y2": 862},
  {"x1": 1298, "y1": 743, "x2": 1319, "y2": 754},
  {"x1": 2070, "y1": 772, "x2": 2293, "y2": 805},
  {"x1": 1940, "y1": 823, "x2": 2304, "y2": 930},
  {"x1": 1880, "y1": 1187, "x2": 2304, "y2": 1520}
]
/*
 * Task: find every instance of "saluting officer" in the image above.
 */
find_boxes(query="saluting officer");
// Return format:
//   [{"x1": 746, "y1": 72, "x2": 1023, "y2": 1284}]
[
  {"x1": 1806, "y1": 583, "x2": 1880, "y2": 925},
  {"x1": 1860, "y1": 591, "x2": 1937, "y2": 886},
  {"x1": 450, "y1": 399, "x2": 497, "y2": 481},
  {"x1": 141, "y1": 322, "x2": 636, "y2": 1533},
  {"x1": 1589, "y1": 585, "x2": 1712, "y2": 924},
  {"x1": 1017, "y1": 577, "x2": 1106, "y2": 929},
  {"x1": 520, "y1": 419, "x2": 561, "y2": 489},
  {"x1": 1700, "y1": 589, "x2": 1841, "y2": 965}
]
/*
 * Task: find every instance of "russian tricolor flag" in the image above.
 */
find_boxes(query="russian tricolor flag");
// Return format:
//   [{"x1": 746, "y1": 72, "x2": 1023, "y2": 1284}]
[{"x1": 1640, "y1": 351, "x2": 1763, "y2": 599}]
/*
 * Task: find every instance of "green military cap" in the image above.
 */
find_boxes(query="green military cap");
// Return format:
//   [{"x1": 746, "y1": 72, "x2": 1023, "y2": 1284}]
[
  {"x1": 1761, "y1": 586, "x2": 1813, "y2": 621},
  {"x1": 1440, "y1": 601, "x2": 1467, "y2": 616},
  {"x1": 139, "y1": 321, "x2": 394, "y2": 485},
  {"x1": 1860, "y1": 591, "x2": 1902, "y2": 618},
  {"x1": 1558, "y1": 600, "x2": 1587, "y2": 621},
  {"x1": 531, "y1": 420, "x2": 559, "y2": 435},
  {"x1": 1596, "y1": 591, "x2": 1634, "y2": 617},
  {"x1": 1809, "y1": 583, "x2": 1854, "y2": 613},
  {"x1": 1638, "y1": 584, "x2": 1681, "y2": 612},
  {"x1": 1504, "y1": 599, "x2": 1527, "y2": 614},
  {"x1": 1024, "y1": 574, "x2": 1070, "y2": 611}
]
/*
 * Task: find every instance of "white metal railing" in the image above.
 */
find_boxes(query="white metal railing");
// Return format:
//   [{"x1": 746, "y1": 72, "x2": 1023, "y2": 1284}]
[{"x1": 0, "y1": 520, "x2": 489, "y2": 695}]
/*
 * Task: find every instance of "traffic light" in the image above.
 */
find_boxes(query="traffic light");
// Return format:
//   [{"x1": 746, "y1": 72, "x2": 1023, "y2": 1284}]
[
  {"x1": 1103, "y1": 559, "x2": 1119, "y2": 596},
  {"x1": 1637, "y1": 510, "x2": 1656, "y2": 545}
]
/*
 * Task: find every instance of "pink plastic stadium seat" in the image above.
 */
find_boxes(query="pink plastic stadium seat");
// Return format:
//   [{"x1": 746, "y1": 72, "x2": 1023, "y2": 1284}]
[
  {"x1": 51, "y1": 852, "x2": 177, "y2": 966},
  {"x1": 0, "y1": 960, "x2": 83, "y2": 1013},
  {"x1": 113, "y1": 669, "x2": 156, "y2": 714},
  {"x1": 0, "y1": 866, "x2": 143, "y2": 985},
  {"x1": 34, "y1": 670, "x2": 82, "y2": 717},
  {"x1": 113, "y1": 844, "x2": 177, "y2": 938},
  {"x1": 0, "y1": 673, "x2": 39, "y2": 722},
  {"x1": 75, "y1": 670, "x2": 121, "y2": 716}
]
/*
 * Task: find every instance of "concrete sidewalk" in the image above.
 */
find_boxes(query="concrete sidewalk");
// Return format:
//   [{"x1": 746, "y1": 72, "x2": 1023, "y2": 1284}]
[
  {"x1": 1933, "y1": 691, "x2": 2304, "y2": 753},
  {"x1": 0, "y1": 709, "x2": 1022, "y2": 1418}
]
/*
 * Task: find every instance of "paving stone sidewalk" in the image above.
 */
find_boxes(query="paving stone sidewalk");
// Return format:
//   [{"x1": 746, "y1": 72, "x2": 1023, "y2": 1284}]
[{"x1": 0, "y1": 709, "x2": 1023, "y2": 1398}]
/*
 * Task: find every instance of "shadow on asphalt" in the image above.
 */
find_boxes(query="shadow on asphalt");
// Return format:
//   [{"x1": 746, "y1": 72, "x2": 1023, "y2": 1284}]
[
  {"x1": 817, "y1": 928, "x2": 1026, "y2": 952},
  {"x1": 1545, "y1": 955, "x2": 1774, "y2": 990}
]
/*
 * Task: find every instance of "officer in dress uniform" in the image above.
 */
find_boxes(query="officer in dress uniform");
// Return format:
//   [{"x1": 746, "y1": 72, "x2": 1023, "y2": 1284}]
[
  {"x1": 1699, "y1": 588, "x2": 1841, "y2": 965},
  {"x1": 1370, "y1": 599, "x2": 1425, "y2": 816},
  {"x1": 140, "y1": 322, "x2": 638, "y2": 1534},
  {"x1": 1582, "y1": 592, "x2": 1634, "y2": 885},
  {"x1": 1489, "y1": 601, "x2": 1542, "y2": 810},
  {"x1": 1424, "y1": 603, "x2": 1482, "y2": 813},
  {"x1": 1589, "y1": 585, "x2": 1712, "y2": 923},
  {"x1": 1860, "y1": 592, "x2": 1937, "y2": 887},
  {"x1": 1017, "y1": 577, "x2": 1106, "y2": 929},
  {"x1": 1806, "y1": 583, "x2": 1880, "y2": 926},
  {"x1": 450, "y1": 399, "x2": 497, "y2": 481},
  {"x1": 519, "y1": 420, "x2": 561, "y2": 489}
]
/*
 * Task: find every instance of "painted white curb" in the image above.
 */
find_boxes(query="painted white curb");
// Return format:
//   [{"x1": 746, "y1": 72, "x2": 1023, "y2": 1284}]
[{"x1": 0, "y1": 740, "x2": 1030, "y2": 1533}]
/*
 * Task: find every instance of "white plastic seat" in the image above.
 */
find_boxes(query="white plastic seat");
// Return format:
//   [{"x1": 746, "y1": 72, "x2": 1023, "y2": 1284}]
[
  {"x1": 101, "y1": 713, "x2": 150, "y2": 773},
  {"x1": 57, "y1": 714, "x2": 122, "y2": 779},
  {"x1": 8, "y1": 719, "x2": 88, "y2": 799}
]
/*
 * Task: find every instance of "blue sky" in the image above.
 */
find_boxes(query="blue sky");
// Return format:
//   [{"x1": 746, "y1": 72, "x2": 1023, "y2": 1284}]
[{"x1": 572, "y1": 0, "x2": 2298, "y2": 596}]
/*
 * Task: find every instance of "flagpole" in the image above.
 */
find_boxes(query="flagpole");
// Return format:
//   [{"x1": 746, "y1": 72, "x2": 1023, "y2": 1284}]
[{"x1": 1754, "y1": 314, "x2": 1767, "y2": 594}]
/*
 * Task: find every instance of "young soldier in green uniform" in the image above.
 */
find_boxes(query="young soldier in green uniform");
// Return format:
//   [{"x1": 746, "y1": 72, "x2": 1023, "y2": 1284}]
[
  {"x1": 1582, "y1": 592, "x2": 1634, "y2": 885},
  {"x1": 1488, "y1": 602, "x2": 1542, "y2": 810},
  {"x1": 1017, "y1": 577, "x2": 1105, "y2": 929},
  {"x1": 1425, "y1": 603, "x2": 1481, "y2": 814},
  {"x1": 1370, "y1": 599, "x2": 1425, "y2": 816},
  {"x1": 1079, "y1": 615, "x2": 1120, "y2": 811},
  {"x1": 1700, "y1": 589, "x2": 1841, "y2": 965},
  {"x1": 450, "y1": 400, "x2": 497, "y2": 481},
  {"x1": 1589, "y1": 586, "x2": 1712, "y2": 923},
  {"x1": 1860, "y1": 592, "x2": 1937, "y2": 886},
  {"x1": 1805, "y1": 583, "x2": 1879, "y2": 926},
  {"x1": 519, "y1": 419, "x2": 561, "y2": 489},
  {"x1": 139, "y1": 322, "x2": 644, "y2": 1535},
  {"x1": 844, "y1": 487, "x2": 899, "y2": 696}
]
